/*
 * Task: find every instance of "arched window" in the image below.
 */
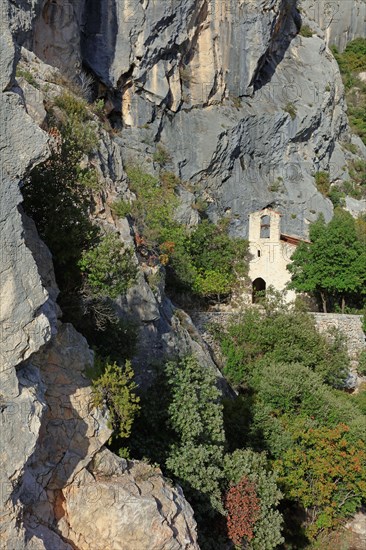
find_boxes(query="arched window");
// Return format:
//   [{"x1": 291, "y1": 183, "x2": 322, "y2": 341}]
[
  {"x1": 252, "y1": 278, "x2": 266, "y2": 303},
  {"x1": 260, "y1": 215, "x2": 270, "y2": 238}
]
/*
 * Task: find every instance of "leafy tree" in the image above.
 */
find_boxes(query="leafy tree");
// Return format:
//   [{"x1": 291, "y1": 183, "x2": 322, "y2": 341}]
[
  {"x1": 274, "y1": 423, "x2": 366, "y2": 540},
  {"x1": 92, "y1": 358, "x2": 140, "y2": 439},
  {"x1": 22, "y1": 148, "x2": 99, "y2": 296},
  {"x1": 181, "y1": 219, "x2": 248, "y2": 301},
  {"x1": 288, "y1": 209, "x2": 366, "y2": 312},
  {"x1": 224, "y1": 450, "x2": 284, "y2": 550},
  {"x1": 165, "y1": 356, "x2": 226, "y2": 517},
  {"x1": 78, "y1": 232, "x2": 137, "y2": 299},
  {"x1": 22, "y1": 91, "x2": 100, "y2": 324}
]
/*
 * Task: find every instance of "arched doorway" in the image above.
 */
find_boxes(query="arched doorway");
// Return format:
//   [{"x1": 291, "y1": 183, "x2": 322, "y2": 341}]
[{"x1": 252, "y1": 277, "x2": 266, "y2": 303}]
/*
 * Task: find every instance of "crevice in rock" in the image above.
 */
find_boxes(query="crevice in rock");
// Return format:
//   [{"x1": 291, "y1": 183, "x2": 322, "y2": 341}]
[{"x1": 253, "y1": 0, "x2": 301, "y2": 94}]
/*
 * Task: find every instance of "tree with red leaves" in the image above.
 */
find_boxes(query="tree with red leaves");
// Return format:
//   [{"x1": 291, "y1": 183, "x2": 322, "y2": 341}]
[{"x1": 225, "y1": 476, "x2": 261, "y2": 547}]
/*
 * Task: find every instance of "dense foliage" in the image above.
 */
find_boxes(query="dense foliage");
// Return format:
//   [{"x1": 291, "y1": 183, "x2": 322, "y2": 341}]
[
  {"x1": 126, "y1": 355, "x2": 283, "y2": 549},
  {"x1": 165, "y1": 356, "x2": 226, "y2": 518},
  {"x1": 216, "y1": 296, "x2": 366, "y2": 545},
  {"x1": 114, "y1": 166, "x2": 248, "y2": 303},
  {"x1": 275, "y1": 423, "x2": 366, "y2": 539},
  {"x1": 216, "y1": 295, "x2": 349, "y2": 387},
  {"x1": 22, "y1": 141, "x2": 98, "y2": 297},
  {"x1": 288, "y1": 209, "x2": 366, "y2": 312}
]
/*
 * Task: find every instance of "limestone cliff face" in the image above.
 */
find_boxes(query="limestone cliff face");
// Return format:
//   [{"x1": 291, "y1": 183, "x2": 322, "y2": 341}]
[{"x1": 29, "y1": 0, "x2": 366, "y2": 237}]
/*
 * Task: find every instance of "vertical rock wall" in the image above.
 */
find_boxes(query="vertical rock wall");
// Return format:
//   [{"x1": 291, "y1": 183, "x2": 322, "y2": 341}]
[
  {"x1": 30, "y1": 0, "x2": 366, "y2": 238},
  {"x1": 0, "y1": 1, "x2": 200, "y2": 547}
]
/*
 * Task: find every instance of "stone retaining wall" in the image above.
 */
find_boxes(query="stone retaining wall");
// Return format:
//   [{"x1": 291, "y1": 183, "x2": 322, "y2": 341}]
[{"x1": 312, "y1": 314, "x2": 366, "y2": 359}]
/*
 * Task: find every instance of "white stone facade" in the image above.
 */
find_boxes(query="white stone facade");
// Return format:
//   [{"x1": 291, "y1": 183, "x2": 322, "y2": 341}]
[{"x1": 247, "y1": 208, "x2": 300, "y2": 303}]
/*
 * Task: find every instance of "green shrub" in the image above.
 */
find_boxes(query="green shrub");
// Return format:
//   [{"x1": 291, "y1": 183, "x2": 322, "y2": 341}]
[
  {"x1": 191, "y1": 198, "x2": 208, "y2": 213},
  {"x1": 328, "y1": 186, "x2": 345, "y2": 207},
  {"x1": 110, "y1": 198, "x2": 132, "y2": 218},
  {"x1": 54, "y1": 92, "x2": 90, "y2": 119},
  {"x1": 16, "y1": 66, "x2": 39, "y2": 89},
  {"x1": 348, "y1": 158, "x2": 366, "y2": 187},
  {"x1": 78, "y1": 232, "x2": 137, "y2": 299},
  {"x1": 93, "y1": 98, "x2": 105, "y2": 119},
  {"x1": 342, "y1": 141, "x2": 358, "y2": 154},
  {"x1": 164, "y1": 356, "x2": 226, "y2": 519},
  {"x1": 53, "y1": 92, "x2": 98, "y2": 154},
  {"x1": 22, "y1": 148, "x2": 99, "y2": 297},
  {"x1": 314, "y1": 171, "x2": 330, "y2": 196},
  {"x1": 268, "y1": 178, "x2": 284, "y2": 193},
  {"x1": 217, "y1": 301, "x2": 350, "y2": 388},
  {"x1": 76, "y1": 167, "x2": 101, "y2": 191},
  {"x1": 284, "y1": 103, "x2": 297, "y2": 120},
  {"x1": 299, "y1": 25, "x2": 313, "y2": 38},
  {"x1": 160, "y1": 171, "x2": 181, "y2": 190},
  {"x1": 332, "y1": 38, "x2": 366, "y2": 144},
  {"x1": 91, "y1": 358, "x2": 140, "y2": 439},
  {"x1": 153, "y1": 144, "x2": 171, "y2": 166}
]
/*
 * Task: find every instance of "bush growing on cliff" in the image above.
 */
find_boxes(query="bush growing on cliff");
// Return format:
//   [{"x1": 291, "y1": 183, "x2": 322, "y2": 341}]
[
  {"x1": 22, "y1": 147, "x2": 99, "y2": 298},
  {"x1": 314, "y1": 171, "x2": 330, "y2": 196},
  {"x1": 91, "y1": 357, "x2": 140, "y2": 439},
  {"x1": 78, "y1": 232, "x2": 137, "y2": 299},
  {"x1": 119, "y1": 166, "x2": 248, "y2": 302},
  {"x1": 53, "y1": 92, "x2": 98, "y2": 154}
]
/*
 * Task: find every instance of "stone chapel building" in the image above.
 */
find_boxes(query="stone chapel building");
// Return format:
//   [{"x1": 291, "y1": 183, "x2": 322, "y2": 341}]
[{"x1": 247, "y1": 208, "x2": 309, "y2": 303}]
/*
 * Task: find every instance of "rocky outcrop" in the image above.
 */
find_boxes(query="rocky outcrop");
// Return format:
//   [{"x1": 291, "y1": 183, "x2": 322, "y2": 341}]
[
  {"x1": 1, "y1": 321, "x2": 198, "y2": 549},
  {"x1": 59, "y1": 448, "x2": 198, "y2": 550},
  {"x1": 10, "y1": 324, "x2": 198, "y2": 549},
  {"x1": 300, "y1": 0, "x2": 366, "y2": 51},
  {"x1": 0, "y1": 4, "x2": 55, "y2": 544}
]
